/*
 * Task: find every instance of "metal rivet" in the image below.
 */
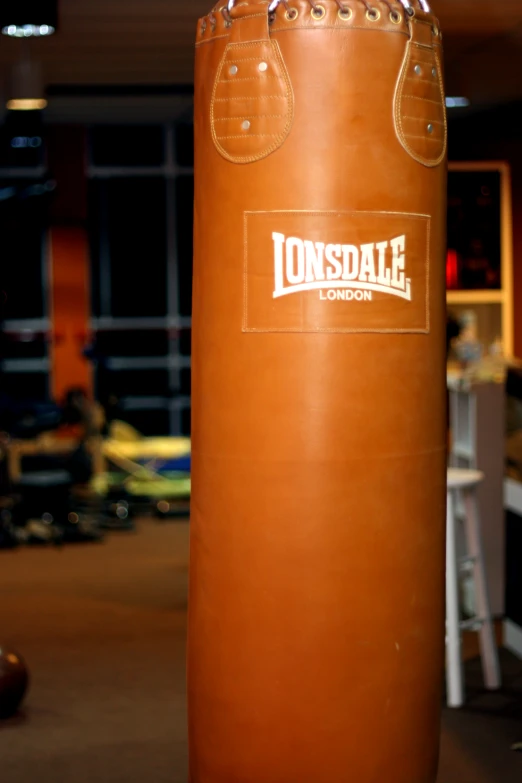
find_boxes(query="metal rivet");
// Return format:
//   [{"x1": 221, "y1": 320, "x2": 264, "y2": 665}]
[
  {"x1": 414, "y1": 65, "x2": 422, "y2": 76},
  {"x1": 258, "y1": 61, "x2": 268, "y2": 72},
  {"x1": 242, "y1": 120, "x2": 251, "y2": 130},
  {"x1": 229, "y1": 65, "x2": 238, "y2": 75},
  {"x1": 432, "y1": 67, "x2": 437, "y2": 77},
  {"x1": 427, "y1": 124, "x2": 434, "y2": 134}
]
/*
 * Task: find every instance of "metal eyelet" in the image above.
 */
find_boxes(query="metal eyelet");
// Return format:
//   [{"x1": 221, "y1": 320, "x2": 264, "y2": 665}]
[
  {"x1": 311, "y1": 4, "x2": 326, "y2": 20},
  {"x1": 432, "y1": 23, "x2": 440, "y2": 37},
  {"x1": 338, "y1": 7, "x2": 353, "y2": 21},
  {"x1": 390, "y1": 11, "x2": 402, "y2": 24},
  {"x1": 366, "y1": 8, "x2": 380, "y2": 22},
  {"x1": 221, "y1": 7, "x2": 233, "y2": 27},
  {"x1": 285, "y1": 7, "x2": 298, "y2": 21},
  {"x1": 200, "y1": 19, "x2": 207, "y2": 35}
]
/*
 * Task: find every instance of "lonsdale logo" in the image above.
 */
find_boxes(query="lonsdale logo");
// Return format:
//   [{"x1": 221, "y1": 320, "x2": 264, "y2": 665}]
[{"x1": 272, "y1": 232, "x2": 411, "y2": 302}]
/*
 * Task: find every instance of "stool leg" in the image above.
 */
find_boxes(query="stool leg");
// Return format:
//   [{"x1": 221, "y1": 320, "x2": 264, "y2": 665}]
[
  {"x1": 446, "y1": 488, "x2": 464, "y2": 707},
  {"x1": 462, "y1": 488, "x2": 501, "y2": 691}
]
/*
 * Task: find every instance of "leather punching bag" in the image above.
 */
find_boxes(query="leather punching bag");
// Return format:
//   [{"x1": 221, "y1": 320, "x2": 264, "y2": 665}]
[{"x1": 189, "y1": 1, "x2": 447, "y2": 781}]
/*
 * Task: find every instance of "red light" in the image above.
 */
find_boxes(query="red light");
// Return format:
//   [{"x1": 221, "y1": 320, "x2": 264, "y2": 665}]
[{"x1": 446, "y1": 249, "x2": 458, "y2": 289}]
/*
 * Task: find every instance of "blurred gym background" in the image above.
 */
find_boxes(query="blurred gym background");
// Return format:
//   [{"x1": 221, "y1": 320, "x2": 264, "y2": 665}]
[{"x1": 0, "y1": 2, "x2": 522, "y2": 783}]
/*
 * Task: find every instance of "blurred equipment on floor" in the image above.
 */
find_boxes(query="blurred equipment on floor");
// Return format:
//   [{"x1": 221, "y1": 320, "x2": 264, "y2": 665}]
[{"x1": 0, "y1": 646, "x2": 29, "y2": 719}]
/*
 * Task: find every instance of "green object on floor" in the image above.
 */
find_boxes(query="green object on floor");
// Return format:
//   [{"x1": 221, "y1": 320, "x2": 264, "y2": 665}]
[{"x1": 91, "y1": 471, "x2": 191, "y2": 499}]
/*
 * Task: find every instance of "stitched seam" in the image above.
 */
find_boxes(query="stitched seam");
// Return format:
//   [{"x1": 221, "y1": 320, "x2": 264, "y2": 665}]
[
  {"x1": 244, "y1": 210, "x2": 431, "y2": 218},
  {"x1": 271, "y1": 24, "x2": 408, "y2": 36},
  {"x1": 402, "y1": 116, "x2": 444, "y2": 123},
  {"x1": 244, "y1": 327, "x2": 430, "y2": 334},
  {"x1": 213, "y1": 95, "x2": 286, "y2": 101},
  {"x1": 404, "y1": 134, "x2": 442, "y2": 141},
  {"x1": 213, "y1": 115, "x2": 285, "y2": 120},
  {"x1": 434, "y1": 48, "x2": 448, "y2": 162},
  {"x1": 196, "y1": 23, "x2": 410, "y2": 46},
  {"x1": 224, "y1": 56, "x2": 273, "y2": 62},
  {"x1": 216, "y1": 133, "x2": 281, "y2": 139},
  {"x1": 403, "y1": 95, "x2": 444, "y2": 106},
  {"x1": 219, "y1": 75, "x2": 280, "y2": 82},
  {"x1": 425, "y1": 219, "x2": 431, "y2": 333},
  {"x1": 233, "y1": 12, "x2": 267, "y2": 20},
  {"x1": 226, "y1": 40, "x2": 274, "y2": 49},
  {"x1": 195, "y1": 33, "x2": 229, "y2": 46}
]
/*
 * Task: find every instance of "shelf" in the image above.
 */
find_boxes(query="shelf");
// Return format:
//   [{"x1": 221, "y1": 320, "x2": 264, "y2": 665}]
[{"x1": 446, "y1": 290, "x2": 504, "y2": 305}]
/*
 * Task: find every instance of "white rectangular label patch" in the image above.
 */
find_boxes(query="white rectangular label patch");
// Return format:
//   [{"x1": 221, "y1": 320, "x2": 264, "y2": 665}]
[{"x1": 243, "y1": 210, "x2": 430, "y2": 333}]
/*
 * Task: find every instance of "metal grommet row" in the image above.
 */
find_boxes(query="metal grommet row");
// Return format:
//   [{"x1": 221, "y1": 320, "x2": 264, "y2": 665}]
[
  {"x1": 338, "y1": 7, "x2": 352, "y2": 21},
  {"x1": 366, "y1": 7, "x2": 380, "y2": 22},
  {"x1": 311, "y1": 4, "x2": 326, "y2": 20},
  {"x1": 285, "y1": 7, "x2": 298, "y2": 21}
]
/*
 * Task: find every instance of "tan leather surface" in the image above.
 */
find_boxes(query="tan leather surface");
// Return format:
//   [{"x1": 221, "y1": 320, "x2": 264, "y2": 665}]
[
  {"x1": 210, "y1": 8, "x2": 294, "y2": 163},
  {"x1": 189, "y1": 2, "x2": 447, "y2": 781},
  {"x1": 394, "y1": 13, "x2": 446, "y2": 166}
]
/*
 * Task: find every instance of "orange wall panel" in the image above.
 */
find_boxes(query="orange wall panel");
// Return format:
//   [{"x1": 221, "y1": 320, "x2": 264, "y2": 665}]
[{"x1": 49, "y1": 226, "x2": 92, "y2": 402}]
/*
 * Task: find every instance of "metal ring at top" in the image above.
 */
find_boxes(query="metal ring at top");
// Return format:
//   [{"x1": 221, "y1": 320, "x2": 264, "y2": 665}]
[
  {"x1": 398, "y1": 0, "x2": 414, "y2": 14},
  {"x1": 399, "y1": 0, "x2": 431, "y2": 11},
  {"x1": 229, "y1": 0, "x2": 284, "y2": 11}
]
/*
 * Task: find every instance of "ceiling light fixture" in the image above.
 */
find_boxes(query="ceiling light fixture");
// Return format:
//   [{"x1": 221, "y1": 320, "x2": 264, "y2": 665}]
[
  {"x1": 1, "y1": 2, "x2": 58, "y2": 38},
  {"x1": 6, "y1": 58, "x2": 47, "y2": 112},
  {"x1": 6, "y1": 98, "x2": 47, "y2": 111},
  {"x1": 445, "y1": 97, "x2": 471, "y2": 108},
  {"x1": 3, "y1": 24, "x2": 55, "y2": 38}
]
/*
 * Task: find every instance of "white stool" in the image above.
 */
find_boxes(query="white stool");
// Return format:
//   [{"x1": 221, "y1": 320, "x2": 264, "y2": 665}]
[{"x1": 446, "y1": 468, "x2": 501, "y2": 708}]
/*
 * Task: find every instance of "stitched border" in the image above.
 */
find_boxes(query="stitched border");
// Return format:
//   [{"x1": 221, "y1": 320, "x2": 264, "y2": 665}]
[
  {"x1": 402, "y1": 94, "x2": 446, "y2": 106},
  {"x1": 216, "y1": 132, "x2": 281, "y2": 139},
  {"x1": 218, "y1": 75, "x2": 280, "y2": 82},
  {"x1": 393, "y1": 28, "x2": 447, "y2": 168},
  {"x1": 242, "y1": 210, "x2": 432, "y2": 335},
  {"x1": 404, "y1": 133, "x2": 444, "y2": 142},
  {"x1": 213, "y1": 114, "x2": 285, "y2": 120},
  {"x1": 213, "y1": 95, "x2": 287, "y2": 101},
  {"x1": 195, "y1": 23, "x2": 410, "y2": 47},
  {"x1": 402, "y1": 115, "x2": 444, "y2": 123},
  {"x1": 210, "y1": 39, "x2": 295, "y2": 164}
]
